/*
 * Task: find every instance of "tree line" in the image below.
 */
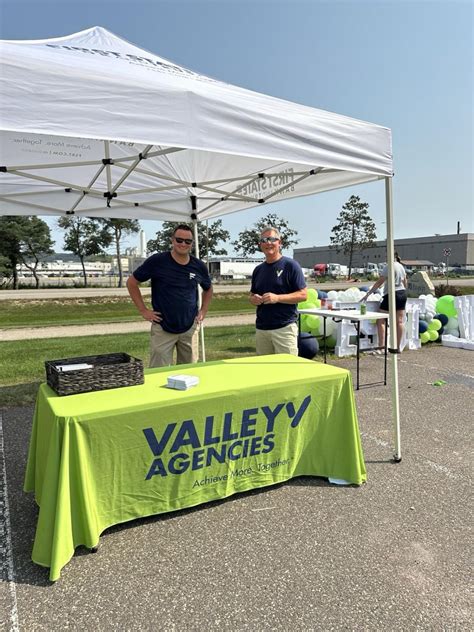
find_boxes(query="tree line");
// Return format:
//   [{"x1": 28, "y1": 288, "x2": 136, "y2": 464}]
[{"x1": 0, "y1": 195, "x2": 376, "y2": 289}]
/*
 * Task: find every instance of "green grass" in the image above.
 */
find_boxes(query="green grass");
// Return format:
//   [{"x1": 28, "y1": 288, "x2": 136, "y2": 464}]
[
  {"x1": 0, "y1": 325, "x2": 255, "y2": 407},
  {"x1": 0, "y1": 293, "x2": 253, "y2": 328},
  {"x1": 3, "y1": 286, "x2": 473, "y2": 329}
]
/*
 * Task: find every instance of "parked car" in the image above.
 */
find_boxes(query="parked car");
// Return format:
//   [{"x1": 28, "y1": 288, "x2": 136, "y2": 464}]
[{"x1": 450, "y1": 267, "x2": 472, "y2": 276}]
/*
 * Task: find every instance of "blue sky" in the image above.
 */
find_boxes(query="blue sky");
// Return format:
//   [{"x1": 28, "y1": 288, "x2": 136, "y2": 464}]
[{"x1": 1, "y1": 0, "x2": 472, "y2": 255}]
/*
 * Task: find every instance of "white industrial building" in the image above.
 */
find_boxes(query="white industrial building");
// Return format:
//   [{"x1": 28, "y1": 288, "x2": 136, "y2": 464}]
[{"x1": 294, "y1": 233, "x2": 474, "y2": 271}]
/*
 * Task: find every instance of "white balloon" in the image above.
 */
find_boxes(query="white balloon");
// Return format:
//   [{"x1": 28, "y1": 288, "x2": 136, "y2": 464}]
[
  {"x1": 445, "y1": 327, "x2": 460, "y2": 338},
  {"x1": 327, "y1": 291, "x2": 338, "y2": 300},
  {"x1": 447, "y1": 317, "x2": 459, "y2": 328},
  {"x1": 324, "y1": 318, "x2": 337, "y2": 337}
]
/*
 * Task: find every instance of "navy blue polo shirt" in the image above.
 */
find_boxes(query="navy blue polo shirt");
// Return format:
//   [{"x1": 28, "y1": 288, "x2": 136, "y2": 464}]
[
  {"x1": 133, "y1": 252, "x2": 212, "y2": 334},
  {"x1": 250, "y1": 256, "x2": 306, "y2": 330}
]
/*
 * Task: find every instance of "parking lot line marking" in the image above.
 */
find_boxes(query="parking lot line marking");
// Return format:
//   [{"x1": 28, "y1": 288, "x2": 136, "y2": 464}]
[
  {"x1": 423, "y1": 458, "x2": 459, "y2": 481},
  {"x1": 360, "y1": 431, "x2": 389, "y2": 448},
  {"x1": 251, "y1": 506, "x2": 277, "y2": 512},
  {"x1": 0, "y1": 413, "x2": 20, "y2": 632}
]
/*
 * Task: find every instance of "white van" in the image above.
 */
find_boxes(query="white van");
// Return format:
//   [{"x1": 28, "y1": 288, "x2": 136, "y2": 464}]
[
  {"x1": 365, "y1": 262, "x2": 379, "y2": 278},
  {"x1": 327, "y1": 263, "x2": 345, "y2": 277}
]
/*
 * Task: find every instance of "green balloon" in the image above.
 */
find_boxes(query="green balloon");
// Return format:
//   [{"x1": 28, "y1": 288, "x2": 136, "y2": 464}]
[
  {"x1": 305, "y1": 315, "x2": 320, "y2": 332},
  {"x1": 300, "y1": 315, "x2": 312, "y2": 333},
  {"x1": 428, "y1": 318, "x2": 442, "y2": 331},
  {"x1": 428, "y1": 329, "x2": 439, "y2": 341},
  {"x1": 325, "y1": 334, "x2": 337, "y2": 348},
  {"x1": 420, "y1": 331, "x2": 430, "y2": 344},
  {"x1": 298, "y1": 299, "x2": 317, "y2": 311},
  {"x1": 307, "y1": 288, "x2": 318, "y2": 303},
  {"x1": 435, "y1": 295, "x2": 457, "y2": 318}
]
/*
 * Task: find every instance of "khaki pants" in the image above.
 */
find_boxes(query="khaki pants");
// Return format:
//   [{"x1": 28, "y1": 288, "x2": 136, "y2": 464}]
[
  {"x1": 255, "y1": 322, "x2": 298, "y2": 356},
  {"x1": 150, "y1": 322, "x2": 200, "y2": 368}
]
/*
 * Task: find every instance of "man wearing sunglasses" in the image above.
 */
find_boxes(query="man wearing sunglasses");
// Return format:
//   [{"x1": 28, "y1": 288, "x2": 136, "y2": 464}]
[
  {"x1": 250, "y1": 226, "x2": 307, "y2": 356},
  {"x1": 127, "y1": 224, "x2": 213, "y2": 367}
]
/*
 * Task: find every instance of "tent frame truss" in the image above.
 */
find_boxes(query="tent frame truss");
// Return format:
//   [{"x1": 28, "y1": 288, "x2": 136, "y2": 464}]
[{"x1": 1, "y1": 142, "x2": 334, "y2": 220}]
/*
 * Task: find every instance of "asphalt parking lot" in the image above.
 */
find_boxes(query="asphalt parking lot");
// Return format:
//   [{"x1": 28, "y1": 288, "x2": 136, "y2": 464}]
[{"x1": 1, "y1": 345, "x2": 472, "y2": 631}]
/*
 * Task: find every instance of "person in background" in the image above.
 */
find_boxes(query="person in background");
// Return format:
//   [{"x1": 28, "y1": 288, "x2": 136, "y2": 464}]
[
  {"x1": 127, "y1": 224, "x2": 213, "y2": 367},
  {"x1": 361, "y1": 252, "x2": 407, "y2": 353},
  {"x1": 250, "y1": 226, "x2": 307, "y2": 356}
]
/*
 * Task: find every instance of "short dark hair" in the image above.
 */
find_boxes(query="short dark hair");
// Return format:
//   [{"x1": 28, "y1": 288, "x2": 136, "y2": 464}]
[{"x1": 172, "y1": 224, "x2": 193, "y2": 237}]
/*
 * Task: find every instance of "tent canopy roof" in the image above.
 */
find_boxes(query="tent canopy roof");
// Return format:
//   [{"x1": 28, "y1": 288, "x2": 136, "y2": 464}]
[{"x1": 0, "y1": 26, "x2": 393, "y2": 221}]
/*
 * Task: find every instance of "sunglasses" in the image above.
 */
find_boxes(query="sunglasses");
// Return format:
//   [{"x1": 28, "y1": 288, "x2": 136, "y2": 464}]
[
  {"x1": 259, "y1": 236, "x2": 279, "y2": 244},
  {"x1": 174, "y1": 237, "x2": 193, "y2": 245}
]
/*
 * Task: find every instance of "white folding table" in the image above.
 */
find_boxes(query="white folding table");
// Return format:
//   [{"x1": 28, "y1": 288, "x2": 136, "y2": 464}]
[{"x1": 298, "y1": 308, "x2": 390, "y2": 390}]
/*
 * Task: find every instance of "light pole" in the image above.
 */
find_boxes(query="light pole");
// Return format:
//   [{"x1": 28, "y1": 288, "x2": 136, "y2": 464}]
[{"x1": 443, "y1": 248, "x2": 451, "y2": 286}]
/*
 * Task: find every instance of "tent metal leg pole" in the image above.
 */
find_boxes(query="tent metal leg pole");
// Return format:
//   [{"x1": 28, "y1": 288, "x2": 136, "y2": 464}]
[
  {"x1": 192, "y1": 218, "x2": 206, "y2": 363},
  {"x1": 385, "y1": 176, "x2": 401, "y2": 462}
]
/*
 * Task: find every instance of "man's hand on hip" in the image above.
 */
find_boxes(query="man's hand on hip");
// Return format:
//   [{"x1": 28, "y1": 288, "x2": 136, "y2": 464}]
[{"x1": 141, "y1": 308, "x2": 162, "y2": 323}]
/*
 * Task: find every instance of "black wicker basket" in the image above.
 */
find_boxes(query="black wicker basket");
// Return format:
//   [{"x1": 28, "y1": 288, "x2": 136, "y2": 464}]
[{"x1": 45, "y1": 353, "x2": 144, "y2": 396}]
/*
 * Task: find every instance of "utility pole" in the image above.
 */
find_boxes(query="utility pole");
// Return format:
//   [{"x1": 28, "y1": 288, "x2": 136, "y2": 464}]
[{"x1": 444, "y1": 248, "x2": 451, "y2": 286}]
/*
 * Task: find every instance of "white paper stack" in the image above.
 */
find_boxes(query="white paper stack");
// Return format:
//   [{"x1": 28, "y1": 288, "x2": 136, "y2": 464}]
[
  {"x1": 56, "y1": 363, "x2": 93, "y2": 372},
  {"x1": 166, "y1": 374, "x2": 200, "y2": 390},
  {"x1": 328, "y1": 477, "x2": 351, "y2": 486}
]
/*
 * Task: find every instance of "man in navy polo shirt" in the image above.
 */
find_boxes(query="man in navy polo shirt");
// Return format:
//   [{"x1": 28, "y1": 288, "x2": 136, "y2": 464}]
[
  {"x1": 250, "y1": 226, "x2": 307, "y2": 356},
  {"x1": 127, "y1": 224, "x2": 213, "y2": 367}
]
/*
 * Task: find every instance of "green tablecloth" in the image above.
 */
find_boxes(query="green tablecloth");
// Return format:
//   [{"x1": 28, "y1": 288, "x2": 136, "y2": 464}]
[{"x1": 24, "y1": 354, "x2": 366, "y2": 580}]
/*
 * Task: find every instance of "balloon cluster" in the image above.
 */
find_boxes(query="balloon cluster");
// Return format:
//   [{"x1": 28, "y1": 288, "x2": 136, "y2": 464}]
[
  {"x1": 297, "y1": 287, "x2": 374, "y2": 358},
  {"x1": 298, "y1": 288, "x2": 322, "y2": 359},
  {"x1": 298, "y1": 286, "x2": 461, "y2": 357},
  {"x1": 418, "y1": 294, "x2": 459, "y2": 344},
  {"x1": 326, "y1": 286, "x2": 382, "y2": 304}
]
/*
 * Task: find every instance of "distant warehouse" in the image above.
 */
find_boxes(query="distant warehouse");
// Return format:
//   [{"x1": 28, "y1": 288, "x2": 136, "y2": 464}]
[{"x1": 293, "y1": 233, "x2": 474, "y2": 271}]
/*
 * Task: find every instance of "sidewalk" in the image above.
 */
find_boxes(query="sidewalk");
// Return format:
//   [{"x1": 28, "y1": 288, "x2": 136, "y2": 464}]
[
  {"x1": 0, "y1": 280, "x2": 369, "y2": 301},
  {"x1": 1, "y1": 313, "x2": 256, "y2": 341}
]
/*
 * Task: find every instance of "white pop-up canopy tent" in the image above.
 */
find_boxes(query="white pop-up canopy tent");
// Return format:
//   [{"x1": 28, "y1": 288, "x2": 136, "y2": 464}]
[{"x1": 0, "y1": 27, "x2": 402, "y2": 460}]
